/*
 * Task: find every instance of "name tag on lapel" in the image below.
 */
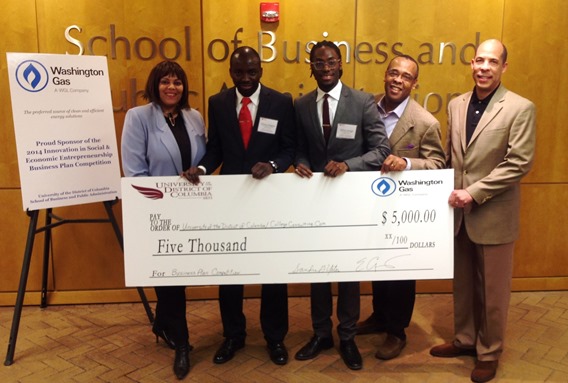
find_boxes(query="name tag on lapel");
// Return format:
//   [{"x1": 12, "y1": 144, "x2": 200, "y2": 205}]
[
  {"x1": 258, "y1": 117, "x2": 278, "y2": 134},
  {"x1": 336, "y1": 123, "x2": 357, "y2": 139}
]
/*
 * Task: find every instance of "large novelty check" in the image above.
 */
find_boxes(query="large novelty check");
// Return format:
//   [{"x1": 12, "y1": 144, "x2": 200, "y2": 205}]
[{"x1": 122, "y1": 169, "x2": 454, "y2": 286}]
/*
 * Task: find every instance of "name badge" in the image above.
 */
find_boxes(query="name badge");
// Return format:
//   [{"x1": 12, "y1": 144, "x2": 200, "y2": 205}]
[
  {"x1": 336, "y1": 123, "x2": 357, "y2": 139},
  {"x1": 258, "y1": 117, "x2": 278, "y2": 135}
]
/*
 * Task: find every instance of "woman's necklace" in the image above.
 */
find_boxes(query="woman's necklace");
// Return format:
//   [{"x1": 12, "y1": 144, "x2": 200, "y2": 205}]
[{"x1": 166, "y1": 112, "x2": 176, "y2": 127}]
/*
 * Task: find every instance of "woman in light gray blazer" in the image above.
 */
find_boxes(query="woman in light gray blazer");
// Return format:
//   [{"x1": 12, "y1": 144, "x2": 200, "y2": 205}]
[{"x1": 121, "y1": 61, "x2": 205, "y2": 380}]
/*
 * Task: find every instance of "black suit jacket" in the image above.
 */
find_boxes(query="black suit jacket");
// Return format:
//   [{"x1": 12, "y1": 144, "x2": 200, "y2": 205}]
[{"x1": 200, "y1": 85, "x2": 296, "y2": 175}]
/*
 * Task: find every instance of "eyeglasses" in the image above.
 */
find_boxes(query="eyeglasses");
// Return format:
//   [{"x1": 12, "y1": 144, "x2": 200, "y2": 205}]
[
  {"x1": 386, "y1": 70, "x2": 415, "y2": 83},
  {"x1": 310, "y1": 59, "x2": 340, "y2": 71}
]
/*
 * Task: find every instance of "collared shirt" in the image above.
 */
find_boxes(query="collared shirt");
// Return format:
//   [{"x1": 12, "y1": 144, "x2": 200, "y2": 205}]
[
  {"x1": 236, "y1": 84, "x2": 261, "y2": 124},
  {"x1": 377, "y1": 96, "x2": 410, "y2": 138},
  {"x1": 316, "y1": 81, "x2": 343, "y2": 133},
  {"x1": 466, "y1": 84, "x2": 499, "y2": 144},
  {"x1": 199, "y1": 85, "x2": 262, "y2": 175},
  {"x1": 377, "y1": 96, "x2": 412, "y2": 170}
]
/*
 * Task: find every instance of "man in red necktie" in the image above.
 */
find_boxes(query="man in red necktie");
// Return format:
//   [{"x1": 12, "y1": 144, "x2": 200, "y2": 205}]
[
  {"x1": 184, "y1": 46, "x2": 296, "y2": 366},
  {"x1": 239, "y1": 96, "x2": 253, "y2": 148}
]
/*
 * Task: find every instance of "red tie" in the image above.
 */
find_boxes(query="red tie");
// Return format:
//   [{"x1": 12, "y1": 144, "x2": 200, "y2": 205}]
[
  {"x1": 322, "y1": 94, "x2": 331, "y2": 143},
  {"x1": 239, "y1": 97, "x2": 253, "y2": 149}
]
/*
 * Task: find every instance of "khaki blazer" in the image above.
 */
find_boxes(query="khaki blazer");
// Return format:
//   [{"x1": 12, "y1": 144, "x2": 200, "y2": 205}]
[
  {"x1": 446, "y1": 85, "x2": 536, "y2": 244},
  {"x1": 389, "y1": 99, "x2": 445, "y2": 170}
]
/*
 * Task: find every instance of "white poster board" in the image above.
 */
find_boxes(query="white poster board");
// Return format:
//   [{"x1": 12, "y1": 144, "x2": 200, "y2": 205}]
[
  {"x1": 122, "y1": 170, "x2": 454, "y2": 286},
  {"x1": 6, "y1": 53, "x2": 121, "y2": 210}
]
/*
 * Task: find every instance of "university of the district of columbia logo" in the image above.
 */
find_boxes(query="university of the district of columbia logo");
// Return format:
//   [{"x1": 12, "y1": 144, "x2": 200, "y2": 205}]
[
  {"x1": 131, "y1": 185, "x2": 164, "y2": 200},
  {"x1": 132, "y1": 181, "x2": 213, "y2": 200},
  {"x1": 371, "y1": 177, "x2": 397, "y2": 197},
  {"x1": 15, "y1": 60, "x2": 49, "y2": 92}
]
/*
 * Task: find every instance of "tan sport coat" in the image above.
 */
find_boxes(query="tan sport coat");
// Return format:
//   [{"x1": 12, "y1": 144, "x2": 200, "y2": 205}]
[
  {"x1": 446, "y1": 85, "x2": 536, "y2": 244},
  {"x1": 388, "y1": 99, "x2": 445, "y2": 170}
]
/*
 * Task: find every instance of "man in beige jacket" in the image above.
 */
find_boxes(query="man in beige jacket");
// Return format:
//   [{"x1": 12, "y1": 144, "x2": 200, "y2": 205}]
[
  {"x1": 430, "y1": 39, "x2": 536, "y2": 383},
  {"x1": 356, "y1": 55, "x2": 445, "y2": 361}
]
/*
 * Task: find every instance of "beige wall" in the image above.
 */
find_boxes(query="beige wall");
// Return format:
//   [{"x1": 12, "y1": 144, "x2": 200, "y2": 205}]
[{"x1": 1, "y1": 0, "x2": 567, "y2": 305}]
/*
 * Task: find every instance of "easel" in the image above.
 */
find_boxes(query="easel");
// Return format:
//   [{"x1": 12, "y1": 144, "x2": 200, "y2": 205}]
[{"x1": 4, "y1": 199, "x2": 155, "y2": 366}]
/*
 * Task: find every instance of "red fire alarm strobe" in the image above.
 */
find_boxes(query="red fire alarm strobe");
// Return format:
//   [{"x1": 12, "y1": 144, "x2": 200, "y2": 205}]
[{"x1": 260, "y1": 2, "x2": 279, "y2": 23}]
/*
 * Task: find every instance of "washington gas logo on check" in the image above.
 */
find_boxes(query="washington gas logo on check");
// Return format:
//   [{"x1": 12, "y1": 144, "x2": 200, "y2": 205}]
[
  {"x1": 15, "y1": 60, "x2": 49, "y2": 93},
  {"x1": 371, "y1": 177, "x2": 396, "y2": 197}
]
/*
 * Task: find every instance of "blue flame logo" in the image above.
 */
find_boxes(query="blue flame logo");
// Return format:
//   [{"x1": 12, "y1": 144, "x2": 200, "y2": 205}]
[
  {"x1": 371, "y1": 177, "x2": 396, "y2": 197},
  {"x1": 15, "y1": 60, "x2": 49, "y2": 92}
]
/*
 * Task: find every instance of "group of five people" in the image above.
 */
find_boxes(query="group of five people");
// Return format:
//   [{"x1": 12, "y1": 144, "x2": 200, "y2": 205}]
[{"x1": 121, "y1": 38, "x2": 536, "y2": 382}]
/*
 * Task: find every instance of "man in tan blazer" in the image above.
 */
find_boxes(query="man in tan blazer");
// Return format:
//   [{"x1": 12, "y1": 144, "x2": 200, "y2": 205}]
[
  {"x1": 356, "y1": 55, "x2": 445, "y2": 360},
  {"x1": 430, "y1": 39, "x2": 536, "y2": 383}
]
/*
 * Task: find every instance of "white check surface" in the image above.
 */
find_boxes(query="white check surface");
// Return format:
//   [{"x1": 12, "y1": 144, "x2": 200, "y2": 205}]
[{"x1": 122, "y1": 170, "x2": 454, "y2": 286}]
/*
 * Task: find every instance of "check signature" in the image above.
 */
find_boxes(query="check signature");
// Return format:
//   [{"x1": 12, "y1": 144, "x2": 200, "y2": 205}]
[{"x1": 355, "y1": 254, "x2": 410, "y2": 271}]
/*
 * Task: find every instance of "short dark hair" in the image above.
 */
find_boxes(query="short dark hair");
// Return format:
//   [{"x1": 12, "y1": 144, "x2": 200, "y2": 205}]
[
  {"x1": 309, "y1": 40, "x2": 343, "y2": 78},
  {"x1": 501, "y1": 43, "x2": 508, "y2": 63},
  {"x1": 143, "y1": 60, "x2": 190, "y2": 110},
  {"x1": 389, "y1": 54, "x2": 420, "y2": 80},
  {"x1": 230, "y1": 46, "x2": 261, "y2": 67},
  {"x1": 309, "y1": 40, "x2": 342, "y2": 62}
]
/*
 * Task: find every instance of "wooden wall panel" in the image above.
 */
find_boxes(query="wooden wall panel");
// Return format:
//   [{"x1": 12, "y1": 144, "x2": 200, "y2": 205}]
[
  {"x1": 201, "y1": 0, "x2": 357, "y2": 114},
  {"x1": 515, "y1": 184, "x2": 568, "y2": 277},
  {"x1": 0, "y1": 0, "x2": 38, "y2": 188},
  {"x1": 355, "y1": 0, "x2": 504, "y2": 141},
  {"x1": 503, "y1": 0, "x2": 568, "y2": 184},
  {"x1": 0, "y1": 190, "x2": 48, "y2": 297},
  {"x1": 0, "y1": 189, "x2": 48, "y2": 296}
]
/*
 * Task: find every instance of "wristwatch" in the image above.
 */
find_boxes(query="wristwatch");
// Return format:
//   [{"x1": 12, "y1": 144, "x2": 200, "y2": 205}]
[{"x1": 269, "y1": 160, "x2": 278, "y2": 173}]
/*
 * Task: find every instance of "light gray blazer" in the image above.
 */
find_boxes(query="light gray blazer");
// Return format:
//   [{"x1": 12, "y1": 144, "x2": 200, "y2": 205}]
[{"x1": 121, "y1": 102, "x2": 206, "y2": 177}]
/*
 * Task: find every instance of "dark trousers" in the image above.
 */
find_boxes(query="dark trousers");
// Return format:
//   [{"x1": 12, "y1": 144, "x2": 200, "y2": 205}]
[
  {"x1": 311, "y1": 281, "x2": 360, "y2": 341},
  {"x1": 371, "y1": 280, "x2": 416, "y2": 340},
  {"x1": 219, "y1": 283, "x2": 288, "y2": 344},
  {"x1": 154, "y1": 286, "x2": 189, "y2": 344}
]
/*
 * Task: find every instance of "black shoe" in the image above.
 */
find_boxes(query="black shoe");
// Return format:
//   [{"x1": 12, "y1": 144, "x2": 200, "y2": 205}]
[
  {"x1": 152, "y1": 327, "x2": 176, "y2": 350},
  {"x1": 339, "y1": 339, "x2": 362, "y2": 370},
  {"x1": 213, "y1": 338, "x2": 245, "y2": 364},
  {"x1": 295, "y1": 335, "x2": 334, "y2": 360},
  {"x1": 152, "y1": 327, "x2": 194, "y2": 352},
  {"x1": 356, "y1": 314, "x2": 384, "y2": 335},
  {"x1": 173, "y1": 343, "x2": 190, "y2": 380},
  {"x1": 267, "y1": 342, "x2": 288, "y2": 365}
]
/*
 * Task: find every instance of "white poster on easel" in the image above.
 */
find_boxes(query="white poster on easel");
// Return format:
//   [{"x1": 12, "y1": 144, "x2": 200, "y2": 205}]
[{"x1": 6, "y1": 53, "x2": 121, "y2": 211}]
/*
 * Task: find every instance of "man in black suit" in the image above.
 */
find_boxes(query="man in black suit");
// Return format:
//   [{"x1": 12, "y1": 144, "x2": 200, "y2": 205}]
[
  {"x1": 293, "y1": 40, "x2": 390, "y2": 370},
  {"x1": 185, "y1": 46, "x2": 295, "y2": 365}
]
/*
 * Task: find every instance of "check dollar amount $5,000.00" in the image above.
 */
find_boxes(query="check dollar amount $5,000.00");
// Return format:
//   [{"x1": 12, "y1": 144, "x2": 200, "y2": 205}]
[{"x1": 381, "y1": 209, "x2": 437, "y2": 226}]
